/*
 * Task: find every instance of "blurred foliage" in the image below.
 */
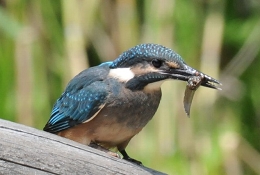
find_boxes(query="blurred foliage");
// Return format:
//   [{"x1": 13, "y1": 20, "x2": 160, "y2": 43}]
[{"x1": 0, "y1": 0, "x2": 260, "y2": 174}]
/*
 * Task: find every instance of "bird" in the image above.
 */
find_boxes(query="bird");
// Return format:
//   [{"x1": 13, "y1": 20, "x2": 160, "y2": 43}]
[{"x1": 44, "y1": 43, "x2": 220, "y2": 165}]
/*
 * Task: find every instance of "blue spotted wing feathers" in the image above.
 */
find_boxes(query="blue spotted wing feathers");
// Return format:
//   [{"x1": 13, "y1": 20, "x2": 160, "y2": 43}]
[{"x1": 44, "y1": 66, "x2": 109, "y2": 133}]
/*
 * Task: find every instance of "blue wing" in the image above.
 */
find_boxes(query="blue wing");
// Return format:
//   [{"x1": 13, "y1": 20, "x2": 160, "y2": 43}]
[{"x1": 44, "y1": 66, "x2": 109, "y2": 133}]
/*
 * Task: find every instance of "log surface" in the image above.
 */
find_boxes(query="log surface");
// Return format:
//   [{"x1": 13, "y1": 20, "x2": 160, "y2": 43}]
[{"x1": 0, "y1": 119, "x2": 166, "y2": 175}]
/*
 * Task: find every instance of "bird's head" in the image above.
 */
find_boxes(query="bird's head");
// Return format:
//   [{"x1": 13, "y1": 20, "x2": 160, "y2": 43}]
[{"x1": 108, "y1": 43, "x2": 221, "y2": 91}]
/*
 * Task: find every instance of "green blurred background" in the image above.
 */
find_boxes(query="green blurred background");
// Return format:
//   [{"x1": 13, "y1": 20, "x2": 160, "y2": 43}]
[{"x1": 1, "y1": 0, "x2": 260, "y2": 174}]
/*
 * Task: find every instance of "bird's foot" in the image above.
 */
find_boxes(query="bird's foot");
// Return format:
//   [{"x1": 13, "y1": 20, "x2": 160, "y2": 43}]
[
  {"x1": 123, "y1": 157, "x2": 142, "y2": 165},
  {"x1": 119, "y1": 149, "x2": 142, "y2": 165},
  {"x1": 89, "y1": 142, "x2": 120, "y2": 158}
]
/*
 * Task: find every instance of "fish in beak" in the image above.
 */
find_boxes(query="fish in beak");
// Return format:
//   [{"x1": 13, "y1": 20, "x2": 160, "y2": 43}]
[{"x1": 169, "y1": 64, "x2": 222, "y2": 116}]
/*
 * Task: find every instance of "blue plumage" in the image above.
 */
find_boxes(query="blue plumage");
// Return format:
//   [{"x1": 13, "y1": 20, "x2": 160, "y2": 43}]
[
  {"x1": 110, "y1": 43, "x2": 185, "y2": 68},
  {"x1": 44, "y1": 64, "x2": 109, "y2": 133}
]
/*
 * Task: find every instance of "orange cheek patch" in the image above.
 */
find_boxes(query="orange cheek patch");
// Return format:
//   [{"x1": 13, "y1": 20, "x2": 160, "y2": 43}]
[
  {"x1": 131, "y1": 65, "x2": 159, "y2": 76},
  {"x1": 166, "y1": 61, "x2": 180, "y2": 69}
]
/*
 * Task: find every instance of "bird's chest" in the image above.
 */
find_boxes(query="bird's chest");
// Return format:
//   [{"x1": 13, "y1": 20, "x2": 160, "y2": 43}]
[{"x1": 103, "y1": 87, "x2": 162, "y2": 128}]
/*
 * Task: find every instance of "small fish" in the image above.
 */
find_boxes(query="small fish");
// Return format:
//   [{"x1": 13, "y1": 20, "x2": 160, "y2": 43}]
[
  {"x1": 183, "y1": 73, "x2": 204, "y2": 117},
  {"x1": 182, "y1": 70, "x2": 222, "y2": 117}
]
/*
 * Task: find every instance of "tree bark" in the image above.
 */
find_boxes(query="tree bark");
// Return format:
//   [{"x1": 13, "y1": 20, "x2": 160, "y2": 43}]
[{"x1": 0, "y1": 119, "x2": 166, "y2": 175}]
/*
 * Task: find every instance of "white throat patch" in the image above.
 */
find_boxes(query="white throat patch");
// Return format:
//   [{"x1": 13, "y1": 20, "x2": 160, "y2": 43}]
[
  {"x1": 108, "y1": 68, "x2": 135, "y2": 82},
  {"x1": 144, "y1": 80, "x2": 166, "y2": 91}
]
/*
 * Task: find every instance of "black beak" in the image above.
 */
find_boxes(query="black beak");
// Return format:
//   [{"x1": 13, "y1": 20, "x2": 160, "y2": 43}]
[{"x1": 167, "y1": 64, "x2": 222, "y2": 90}]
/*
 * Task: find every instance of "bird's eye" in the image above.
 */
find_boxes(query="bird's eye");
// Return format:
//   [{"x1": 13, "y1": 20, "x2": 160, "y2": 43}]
[{"x1": 152, "y1": 59, "x2": 162, "y2": 68}]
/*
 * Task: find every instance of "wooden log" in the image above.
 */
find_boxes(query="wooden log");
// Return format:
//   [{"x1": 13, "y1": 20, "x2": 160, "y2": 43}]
[{"x1": 0, "y1": 119, "x2": 166, "y2": 175}]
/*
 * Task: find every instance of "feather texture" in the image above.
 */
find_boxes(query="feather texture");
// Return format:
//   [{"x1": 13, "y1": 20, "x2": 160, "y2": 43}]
[{"x1": 44, "y1": 64, "x2": 110, "y2": 133}]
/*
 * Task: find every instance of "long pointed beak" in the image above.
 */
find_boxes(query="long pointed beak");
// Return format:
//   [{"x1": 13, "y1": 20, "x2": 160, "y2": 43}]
[{"x1": 168, "y1": 64, "x2": 222, "y2": 90}]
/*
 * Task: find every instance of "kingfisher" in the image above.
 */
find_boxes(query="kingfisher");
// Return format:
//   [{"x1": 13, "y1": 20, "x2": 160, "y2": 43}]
[{"x1": 44, "y1": 43, "x2": 220, "y2": 165}]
